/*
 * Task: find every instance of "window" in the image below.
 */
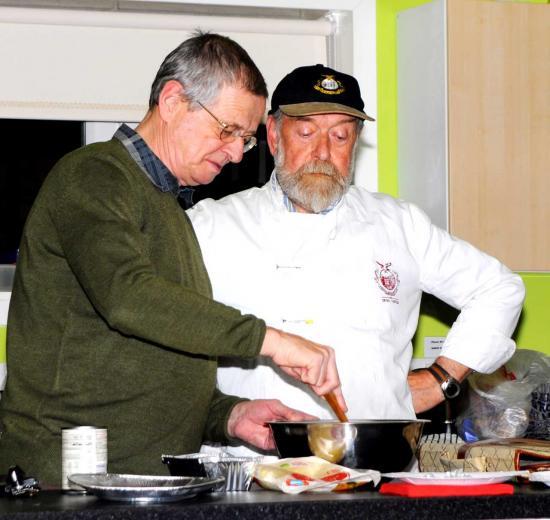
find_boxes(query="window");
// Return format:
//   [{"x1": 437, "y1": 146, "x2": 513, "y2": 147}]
[{"x1": 0, "y1": 119, "x2": 83, "y2": 263}]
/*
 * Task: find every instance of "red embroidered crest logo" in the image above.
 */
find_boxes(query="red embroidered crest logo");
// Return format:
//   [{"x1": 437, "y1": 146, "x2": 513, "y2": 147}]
[{"x1": 374, "y1": 261, "x2": 400, "y2": 298}]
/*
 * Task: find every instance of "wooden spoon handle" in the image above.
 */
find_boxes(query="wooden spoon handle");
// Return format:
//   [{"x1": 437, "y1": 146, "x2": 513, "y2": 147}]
[{"x1": 324, "y1": 391, "x2": 348, "y2": 422}]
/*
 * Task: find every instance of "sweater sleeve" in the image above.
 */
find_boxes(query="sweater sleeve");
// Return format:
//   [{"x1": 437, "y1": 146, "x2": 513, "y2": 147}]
[
  {"x1": 49, "y1": 146, "x2": 265, "y2": 359},
  {"x1": 202, "y1": 388, "x2": 248, "y2": 443}
]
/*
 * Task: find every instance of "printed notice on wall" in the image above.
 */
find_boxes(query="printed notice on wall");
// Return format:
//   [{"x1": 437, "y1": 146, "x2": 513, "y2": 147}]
[{"x1": 424, "y1": 337, "x2": 445, "y2": 359}]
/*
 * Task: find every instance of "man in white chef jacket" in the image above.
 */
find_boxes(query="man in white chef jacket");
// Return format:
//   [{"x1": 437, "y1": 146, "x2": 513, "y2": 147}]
[{"x1": 187, "y1": 64, "x2": 525, "y2": 456}]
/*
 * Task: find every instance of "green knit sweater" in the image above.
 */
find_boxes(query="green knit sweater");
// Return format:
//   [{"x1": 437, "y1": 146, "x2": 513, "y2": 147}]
[{"x1": 0, "y1": 138, "x2": 265, "y2": 486}]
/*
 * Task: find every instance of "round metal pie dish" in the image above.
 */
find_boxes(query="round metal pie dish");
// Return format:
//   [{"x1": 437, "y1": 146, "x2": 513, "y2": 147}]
[{"x1": 67, "y1": 473, "x2": 224, "y2": 502}]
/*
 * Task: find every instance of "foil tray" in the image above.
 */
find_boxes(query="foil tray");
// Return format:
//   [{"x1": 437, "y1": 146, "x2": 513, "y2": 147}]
[{"x1": 162, "y1": 453, "x2": 274, "y2": 491}]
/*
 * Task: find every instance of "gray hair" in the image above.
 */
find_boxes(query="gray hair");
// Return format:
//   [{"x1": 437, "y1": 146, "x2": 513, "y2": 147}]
[{"x1": 148, "y1": 30, "x2": 267, "y2": 110}]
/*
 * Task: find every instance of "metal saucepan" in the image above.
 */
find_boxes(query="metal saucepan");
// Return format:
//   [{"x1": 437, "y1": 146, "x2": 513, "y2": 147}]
[{"x1": 268, "y1": 419, "x2": 429, "y2": 472}]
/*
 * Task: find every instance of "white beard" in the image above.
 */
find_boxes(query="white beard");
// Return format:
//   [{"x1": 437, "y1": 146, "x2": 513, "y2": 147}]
[{"x1": 275, "y1": 146, "x2": 353, "y2": 214}]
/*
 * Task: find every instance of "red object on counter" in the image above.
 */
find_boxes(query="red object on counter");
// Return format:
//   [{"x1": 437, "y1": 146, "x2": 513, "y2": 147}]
[{"x1": 379, "y1": 482, "x2": 514, "y2": 497}]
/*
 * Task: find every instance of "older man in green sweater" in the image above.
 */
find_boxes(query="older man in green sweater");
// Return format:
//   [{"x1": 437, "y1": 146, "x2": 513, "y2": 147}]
[{"x1": 0, "y1": 32, "x2": 344, "y2": 487}]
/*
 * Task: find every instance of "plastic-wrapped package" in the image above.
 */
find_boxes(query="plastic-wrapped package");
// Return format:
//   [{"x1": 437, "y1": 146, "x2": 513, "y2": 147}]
[
  {"x1": 254, "y1": 456, "x2": 380, "y2": 494},
  {"x1": 456, "y1": 349, "x2": 550, "y2": 441}
]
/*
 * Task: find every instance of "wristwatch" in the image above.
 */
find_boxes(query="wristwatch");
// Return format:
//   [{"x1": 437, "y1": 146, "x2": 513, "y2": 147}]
[{"x1": 426, "y1": 363, "x2": 461, "y2": 399}]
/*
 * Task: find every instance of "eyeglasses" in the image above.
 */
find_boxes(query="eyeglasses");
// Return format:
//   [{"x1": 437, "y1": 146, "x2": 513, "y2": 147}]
[{"x1": 197, "y1": 101, "x2": 257, "y2": 153}]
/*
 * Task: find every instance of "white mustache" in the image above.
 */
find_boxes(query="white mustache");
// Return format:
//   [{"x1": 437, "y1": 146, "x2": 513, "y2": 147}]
[{"x1": 298, "y1": 160, "x2": 341, "y2": 178}]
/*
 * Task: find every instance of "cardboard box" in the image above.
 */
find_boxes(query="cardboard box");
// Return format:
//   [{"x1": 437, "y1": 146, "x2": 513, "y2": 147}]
[{"x1": 419, "y1": 438, "x2": 550, "y2": 472}]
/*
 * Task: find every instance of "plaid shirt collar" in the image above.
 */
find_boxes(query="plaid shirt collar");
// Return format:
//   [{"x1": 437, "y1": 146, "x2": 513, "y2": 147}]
[
  {"x1": 270, "y1": 171, "x2": 339, "y2": 214},
  {"x1": 114, "y1": 124, "x2": 194, "y2": 208}
]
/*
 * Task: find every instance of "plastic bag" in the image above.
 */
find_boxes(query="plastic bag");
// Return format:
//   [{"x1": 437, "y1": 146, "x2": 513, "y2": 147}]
[
  {"x1": 254, "y1": 456, "x2": 380, "y2": 494},
  {"x1": 457, "y1": 349, "x2": 550, "y2": 441},
  {"x1": 526, "y1": 381, "x2": 550, "y2": 439}
]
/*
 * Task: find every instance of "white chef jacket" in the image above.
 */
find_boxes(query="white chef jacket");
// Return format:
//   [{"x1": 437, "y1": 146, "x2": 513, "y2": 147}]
[{"x1": 187, "y1": 173, "x2": 524, "y2": 455}]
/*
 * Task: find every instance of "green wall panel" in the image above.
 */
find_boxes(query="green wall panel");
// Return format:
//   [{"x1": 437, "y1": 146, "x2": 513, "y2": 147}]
[{"x1": 0, "y1": 326, "x2": 5, "y2": 363}]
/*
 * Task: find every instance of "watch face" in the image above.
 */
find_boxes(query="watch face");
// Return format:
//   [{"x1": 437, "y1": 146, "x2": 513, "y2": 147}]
[{"x1": 442, "y1": 379, "x2": 461, "y2": 399}]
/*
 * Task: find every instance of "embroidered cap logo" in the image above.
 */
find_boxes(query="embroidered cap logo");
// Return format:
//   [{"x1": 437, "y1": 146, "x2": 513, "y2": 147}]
[{"x1": 314, "y1": 75, "x2": 345, "y2": 96}]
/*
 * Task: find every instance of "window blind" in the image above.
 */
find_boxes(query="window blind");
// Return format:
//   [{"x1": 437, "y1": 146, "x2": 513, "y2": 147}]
[{"x1": 0, "y1": 7, "x2": 330, "y2": 121}]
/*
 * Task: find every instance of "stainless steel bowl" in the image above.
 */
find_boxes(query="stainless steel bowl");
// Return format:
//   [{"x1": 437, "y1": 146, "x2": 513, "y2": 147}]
[{"x1": 268, "y1": 419, "x2": 428, "y2": 472}]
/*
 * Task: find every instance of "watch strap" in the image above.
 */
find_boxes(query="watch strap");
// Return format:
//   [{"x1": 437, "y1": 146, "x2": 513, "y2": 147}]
[
  {"x1": 426, "y1": 362, "x2": 460, "y2": 399},
  {"x1": 426, "y1": 362, "x2": 452, "y2": 385}
]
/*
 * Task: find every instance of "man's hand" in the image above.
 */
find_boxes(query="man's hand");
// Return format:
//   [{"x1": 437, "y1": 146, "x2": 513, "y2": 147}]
[
  {"x1": 260, "y1": 327, "x2": 347, "y2": 413},
  {"x1": 226, "y1": 399, "x2": 317, "y2": 451},
  {"x1": 408, "y1": 356, "x2": 472, "y2": 413}
]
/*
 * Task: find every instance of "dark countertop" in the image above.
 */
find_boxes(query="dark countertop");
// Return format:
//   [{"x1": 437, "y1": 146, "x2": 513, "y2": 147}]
[{"x1": 1, "y1": 484, "x2": 550, "y2": 520}]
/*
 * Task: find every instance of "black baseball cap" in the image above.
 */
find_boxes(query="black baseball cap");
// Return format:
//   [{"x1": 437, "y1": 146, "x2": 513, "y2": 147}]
[{"x1": 269, "y1": 64, "x2": 374, "y2": 121}]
